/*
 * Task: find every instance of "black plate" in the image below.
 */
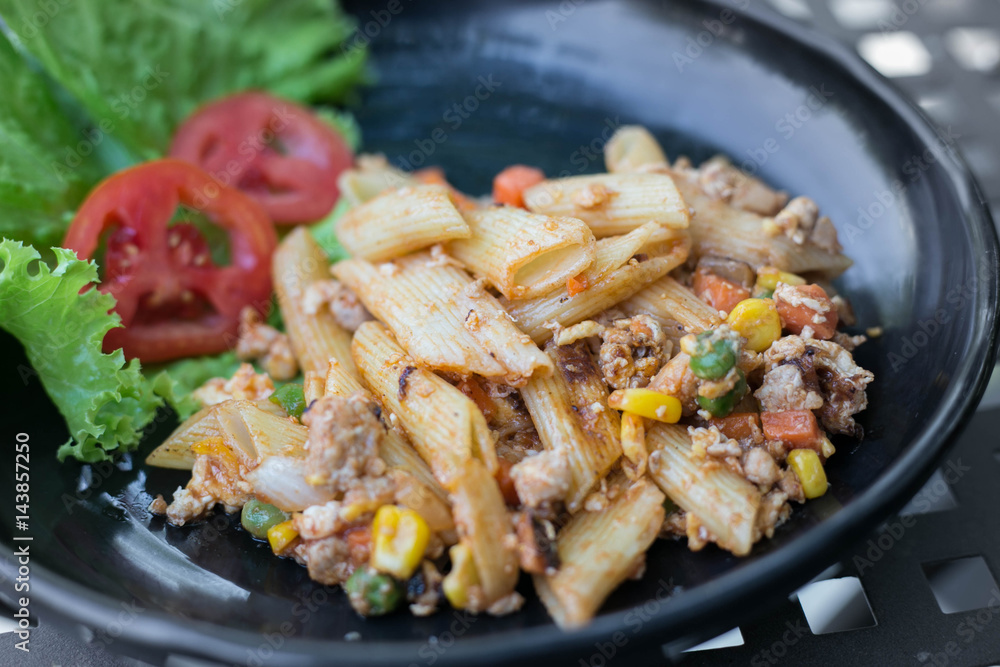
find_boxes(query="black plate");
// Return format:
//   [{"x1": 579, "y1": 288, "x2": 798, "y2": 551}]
[{"x1": 2, "y1": 0, "x2": 997, "y2": 665}]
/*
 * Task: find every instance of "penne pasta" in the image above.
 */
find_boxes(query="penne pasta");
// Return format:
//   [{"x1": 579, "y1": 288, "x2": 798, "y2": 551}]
[
  {"x1": 337, "y1": 154, "x2": 416, "y2": 207},
  {"x1": 273, "y1": 227, "x2": 357, "y2": 377},
  {"x1": 336, "y1": 184, "x2": 470, "y2": 261},
  {"x1": 321, "y1": 358, "x2": 451, "y2": 508},
  {"x1": 214, "y1": 400, "x2": 309, "y2": 466},
  {"x1": 519, "y1": 341, "x2": 622, "y2": 512},
  {"x1": 448, "y1": 206, "x2": 596, "y2": 300},
  {"x1": 145, "y1": 399, "x2": 285, "y2": 470},
  {"x1": 351, "y1": 321, "x2": 497, "y2": 490},
  {"x1": 671, "y1": 173, "x2": 853, "y2": 276},
  {"x1": 618, "y1": 275, "x2": 722, "y2": 334},
  {"x1": 604, "y1": 125, "x2": 669, "y2": 173},
  {"x1": 533, "y1": 478, "x2": 665, "y2": 629},
  {"x1": 334, "y1": 252, "x2": 553, "y2": 385},
  {"x1": 645, "y1": 423, "x2": 761, "y2": 556},
  {"x1": 503, "y1": 223, "x2": 691, "y2": 343},
  {"x1": 523, "y1": 172, "x2": 689, "y2": 237},
  {"x1": 451, "y1": 459, "x2": 519, "y2": 606}
]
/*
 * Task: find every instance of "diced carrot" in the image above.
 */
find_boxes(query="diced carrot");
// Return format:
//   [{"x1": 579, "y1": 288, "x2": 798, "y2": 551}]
[
  {"x1": 709, "y1": 412, "x2": 761, "y2": 442},
  {"x1": 413, "y1": 167, "x2": 477, "y2": 211},
  {"x1": 566, "y1": 273, "x2": 589, "y2": 296},
  {"x1": 495, "y1": 458, "x2": 520, "y2": 506},
  {"x1": 492, "y1": 165, "x2": 545, "y2": 208},
  {"x1": 760, "y1": 410, "x2": 822, "y2": 449},
  {"x1": 457, "y1": 376, "x2": 496, "y2": 422},
  {"x1": 774, "y1": 283, "x2": 838, "y2": 339},
  {"x1": 692, "y1": 271, "x2": 751, "y2": 315}
]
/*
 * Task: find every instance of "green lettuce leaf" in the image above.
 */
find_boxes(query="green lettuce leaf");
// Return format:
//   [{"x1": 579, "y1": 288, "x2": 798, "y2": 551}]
[
  {"x1": 0, "y1": 32, "x2": 109, "y2": 251},
  {"x1": 0, "y1": 240, "x2": 164, "y2": 462},
  {"x1": 0, "y1": 0, "x2": 368, "y2": 161},
  {"x1": 309, "y1": 197, "x2": 352, "y2": 262}
]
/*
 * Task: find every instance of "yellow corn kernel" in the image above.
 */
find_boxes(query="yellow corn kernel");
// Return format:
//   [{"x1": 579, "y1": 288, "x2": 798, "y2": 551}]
[
  {"x1": 755, "y1": 266, "x2": 806, "y2": 292},
  {"x1": 267, "y1": 519, "x2": 299, "y2": 554},
  {"x1": 191, "y1": 437, "x2": 241, "y2": 477},
  {"x1": 442, "y1": 542, "x2": 479, "y2": 609},
  {"x1": 727, "y1": 298, "x2": 782, "y2": 352},
  {"x1": 787, "y1": 448, "x2": 828, "y2": 499},
  {"x1": 371, "y1": 505, "x2": 430, "y2": 580},
  {"x1": 607, "y1": 388, "x2": 682, "y2": 423},
  {"x1": 819, "y1": 436, "x2": 836, "y2": 459},
  {"x1": 340, "y1": 497, "x2": 383, "y2": 522}
]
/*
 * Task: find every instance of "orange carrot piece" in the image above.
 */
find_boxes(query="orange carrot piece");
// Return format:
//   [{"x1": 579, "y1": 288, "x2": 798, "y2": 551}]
[
  {"x1": 566, "y1": 273, "x2": 589, "y2": 296},
  {"x1": 709, "y1": 412, "x2": 761, "y2": 442},
  {"x1": 492, "y1": 165, "x2": 545, "y2": 208},
  {"x1": 760, "y1": 410, "x2": 822, "y2": 449},
  {"x1": 413, "y1": 167, "x2": 477, "y2": 211},
  {"x1": 692, "y1": 271, "x2": 751, "y2": 315},
  {"x1": 774, "y1": 283, "x2": 838, "y2": 338}
]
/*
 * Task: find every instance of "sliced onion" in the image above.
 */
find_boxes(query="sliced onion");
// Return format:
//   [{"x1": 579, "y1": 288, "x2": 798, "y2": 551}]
[{"x1": 245, "y1": 456, "x2": 335, "y2": 512}]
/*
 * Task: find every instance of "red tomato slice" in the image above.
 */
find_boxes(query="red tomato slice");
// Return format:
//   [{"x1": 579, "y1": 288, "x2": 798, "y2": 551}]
[
  {"x1": 169, "y1": 91, "x2": 353, "y2": 224},
  {"x1": 64, "y1": 159, "x2": 278, "y2": 363}
]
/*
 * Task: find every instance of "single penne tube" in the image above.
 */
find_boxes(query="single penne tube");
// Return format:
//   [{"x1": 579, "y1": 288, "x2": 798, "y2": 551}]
[
  {"x1": 645, "y1": 423, "x2": 761, "y2": 556},
  {"x1": 448, "y1": 207, "x2": 596, "y2": 300},
  {"x1": 522, "y1": 172, "x2": 689, "y2": 236},
  {"x1": 337, "y1": 153, "x2": 416, "y2": 207},
  {"x1": 533, "y1": 478, "x2": 665, "y2": 629},
  {"x1": 145, "y1": 399, "x2": 285, "y2": 470},
  {"x1": 351, "y1": 322, "x2": 497, "y2": 490},
  {"x1": 334, "y1": 252, "x2": 552, "y2": 385},
  {"x1": 504, "y1": 224, "x2": 691, "y2": 343},
  {"x1": 670, "y1": 173, "x2": 853, "y2": 276},
  {"x1": 335, "y1": 184, "x2": 470, "y2": 261},
  {"x1": 618, "y1": 275, "x2": 722, "y2": 334},
  {"x1": 322, "y1": 358, "x2": 451, "y2": 506},
  {"x1": 519, "y1": 341, "x2": 622, "y2": 512},
  {"x1": 604, "y1": 125, "x2": 669, "y2": 173},
  {"x1": 214, "y1": 400, "x2": 309, "y2": 467},
  {"x1": 273, "y1": 227, "x2": 356, "y2": 378},
  {"x1": 450, "y1": 459, "x2": 519, "y2": 606}
]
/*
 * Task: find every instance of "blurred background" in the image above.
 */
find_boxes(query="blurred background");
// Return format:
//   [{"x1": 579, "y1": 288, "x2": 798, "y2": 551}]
[{"x1": 2, "y1": 0, "x2": 999, "y2": 665}]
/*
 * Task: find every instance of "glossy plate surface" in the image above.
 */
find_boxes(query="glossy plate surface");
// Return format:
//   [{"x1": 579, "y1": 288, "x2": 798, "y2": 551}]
[{"x1": 1, "y1": 0, "x2": 997, "y2": 664}]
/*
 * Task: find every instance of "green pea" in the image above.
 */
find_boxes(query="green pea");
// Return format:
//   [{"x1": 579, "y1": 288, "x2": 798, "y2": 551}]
[
  {"x1": 756, "y1": 289, "x2": 774, "y2": 300},
  {"x1": 269, "y1": 383, "x2": 306, "y2": 418},
  {"x1": 688, "y1": 332, "x2": 738, "y2": 380},
  {"x1": 241, "y1": 499, "x2": 289, "y2": 540},
  {"x1": 696, "y1": 369, "x2": 747, "y2": 418},
  {"x1": 345, "y1": 566, "x2": 405, "y2": 616}
]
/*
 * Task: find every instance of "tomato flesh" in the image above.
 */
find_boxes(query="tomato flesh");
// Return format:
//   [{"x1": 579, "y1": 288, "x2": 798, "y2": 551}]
[
  {"x1": 170, "y1": 91, "x2": 353, "y2": 224},
  {"x1": 63, "y1": 159, "x2": 278, "y2": 363}
]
